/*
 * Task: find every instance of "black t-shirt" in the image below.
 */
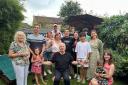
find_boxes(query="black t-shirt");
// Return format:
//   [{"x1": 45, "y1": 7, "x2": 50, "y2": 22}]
[
  {"x1": 61, "y1": 36, "x2": 73, "y2": 53},
  {"x1": 51, "y1": 52, "x2": 73, "y2": 72}
]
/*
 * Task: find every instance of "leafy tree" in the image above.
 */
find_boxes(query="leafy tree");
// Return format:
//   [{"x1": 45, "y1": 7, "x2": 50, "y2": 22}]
[
  {"x1": 59, "y1": 1, "x2": 83, "y2": 17},
  {"x1": 0, "y1": 0, "x2": 24, "y2": 54},
  {"x1": 58, "y1": 1, "x2": 83, "y2": 24},
  {"x1": 97, "y1": 14, "x2": 128, "y2": 56}
]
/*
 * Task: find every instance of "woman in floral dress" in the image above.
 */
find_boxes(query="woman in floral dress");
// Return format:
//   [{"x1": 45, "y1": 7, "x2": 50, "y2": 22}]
[{"x1": 87, "y1": 30, "x2": 103, "y2": 81}]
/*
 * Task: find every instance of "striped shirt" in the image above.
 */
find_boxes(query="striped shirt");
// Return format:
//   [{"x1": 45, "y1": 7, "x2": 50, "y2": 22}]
[{"x1": 27, "y1": 34, "x2": 46, "y2": 52}]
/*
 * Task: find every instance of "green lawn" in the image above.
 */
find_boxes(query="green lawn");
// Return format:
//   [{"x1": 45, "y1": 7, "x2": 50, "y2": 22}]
[
  {"x1": 0, "y1": 74, "x2": 127, "y2": 85},
  {"x1": 28, "y1": 73, "x2": 127, "y2": 85}
]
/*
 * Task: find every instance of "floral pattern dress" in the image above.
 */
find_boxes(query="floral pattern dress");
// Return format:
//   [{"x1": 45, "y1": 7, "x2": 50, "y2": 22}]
[
  {"x1": 31, "y1": 55, "x2": 43, "y2": 74},
  {"x1": 86, "y1": 39, "x2": 103, "y2": 80}
]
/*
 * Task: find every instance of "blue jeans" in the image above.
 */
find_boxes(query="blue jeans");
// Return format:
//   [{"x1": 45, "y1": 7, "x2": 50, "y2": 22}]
[{"x1": 54, "y1": 70, "x2": 70, "y2": 85}]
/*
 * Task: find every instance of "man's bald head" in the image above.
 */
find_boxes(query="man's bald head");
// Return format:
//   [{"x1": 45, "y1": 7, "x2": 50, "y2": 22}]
[{"x1": 59, "y1": 43, "x2": 66, "y2": 53}]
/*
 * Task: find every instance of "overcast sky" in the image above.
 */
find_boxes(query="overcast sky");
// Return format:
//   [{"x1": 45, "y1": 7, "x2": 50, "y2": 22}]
[{"x1": 23, "y1": 0, "x2": 128, "y2": 25}]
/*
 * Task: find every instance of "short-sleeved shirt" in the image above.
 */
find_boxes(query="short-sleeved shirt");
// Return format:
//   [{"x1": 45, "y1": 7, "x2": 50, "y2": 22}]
[
  {"x1": 85, "y1": 34, "x2": 91, "y2": 42},
  {"x1": 75, "y1": 41, "x2": 91, "y2": 59},
  {"x1": 9, "y1": 41, "x2": 30, "y2": 66},
  {"x1": 51, "y1": 52, "x2": 73, "y2": 72},
  {"x1": 27, "y1": 34, "x2": 45, "y2": 52},
  {"x1": 61, "y1": 37, "x2": 73, "y2": 53}
]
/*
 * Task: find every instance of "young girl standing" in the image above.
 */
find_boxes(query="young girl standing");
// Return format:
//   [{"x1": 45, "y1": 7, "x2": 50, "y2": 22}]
[{"x1": 31, "y1": 48, "x2": 46, "y2": 85}]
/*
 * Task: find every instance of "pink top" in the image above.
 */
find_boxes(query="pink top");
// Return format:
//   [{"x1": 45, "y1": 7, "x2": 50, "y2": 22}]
[{"x1": 104, "y1": 63, "x2": 113, "y2": 85}]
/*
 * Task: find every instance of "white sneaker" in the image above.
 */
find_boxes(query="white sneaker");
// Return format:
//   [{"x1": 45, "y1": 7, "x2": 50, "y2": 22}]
[
  {"x1": 77, "y1": 79, "x2": 81, "y2": 82},
  {"x1": 77, "y1": 75, "x2": 80, "y2": 80},
  {"x1": 69, "y1": 76, "x2": 71, "y2": 79},
  {"x1": 74, "y1": 74, "x2": 77, "y2": 78},
  {"x1": 44, "y1": 71, "x2": 47, "y2": 76},
  {"x1": 82, "y1": 80, "x2": 85, "y2": 84},
  {"x1": 47, "y1": 70, "x2": 52, "y2": 74}
]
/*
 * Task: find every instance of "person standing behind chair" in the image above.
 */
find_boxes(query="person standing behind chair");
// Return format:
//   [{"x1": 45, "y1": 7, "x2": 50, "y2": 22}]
[
  {"x1": 61, "y1": 29, "x2": 73, "y2": 54},
  {"x1": 87, "y1": 30, "x2": 103, "y2": 81},
  {"x1": 61, "y1": 30, "x2": 74, "y2": 79},
  {"x1": 9, "y1": 31, "x2": 30, "y2": 85}
]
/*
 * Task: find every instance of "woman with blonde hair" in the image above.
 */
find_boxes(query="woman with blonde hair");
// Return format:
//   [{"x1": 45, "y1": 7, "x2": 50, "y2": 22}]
[{"x1": 9, "y1": 31, "x2": 30, "y2": 85}]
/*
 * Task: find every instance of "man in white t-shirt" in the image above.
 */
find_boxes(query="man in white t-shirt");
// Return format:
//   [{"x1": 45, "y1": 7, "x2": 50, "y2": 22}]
[{"x1": 75, "y1": 32, "x2": 91, "y2": 84}]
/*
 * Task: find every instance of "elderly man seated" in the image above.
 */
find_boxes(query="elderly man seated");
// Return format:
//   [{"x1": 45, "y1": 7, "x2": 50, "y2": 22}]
[{"x1": 43, "y1": 43, "x2": 78, "y2": 85}]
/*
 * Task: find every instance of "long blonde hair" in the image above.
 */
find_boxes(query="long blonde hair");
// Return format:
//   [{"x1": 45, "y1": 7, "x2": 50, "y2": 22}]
[{"x1": 14, "y1": 31, "x2": 26, "y2": 43}]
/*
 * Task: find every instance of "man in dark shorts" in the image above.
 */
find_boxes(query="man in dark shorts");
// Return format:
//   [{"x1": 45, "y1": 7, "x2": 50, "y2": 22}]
[{"x1": 43, "y1": 43, "x2": 78, "y2": 85}]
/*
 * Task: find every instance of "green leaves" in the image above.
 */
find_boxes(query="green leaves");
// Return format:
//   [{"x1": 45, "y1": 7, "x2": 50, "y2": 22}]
[
  {"x1": 97, "y1": 14, "x2": 128, "y2": 81},
  {"x1": 59, "y1": 1, "x2": 83, "y2": 18},
  {"x1": 98, "y1": 14, "x2": 128, "y2": 56},
  {"x1": 0, "y1": 0, "x2": 24, "y2": 53}
]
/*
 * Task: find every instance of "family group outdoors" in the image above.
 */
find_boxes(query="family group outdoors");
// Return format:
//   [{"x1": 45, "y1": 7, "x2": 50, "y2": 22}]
[{"x1": 8, "y1": 24, "x2": 115, "y2": 85}]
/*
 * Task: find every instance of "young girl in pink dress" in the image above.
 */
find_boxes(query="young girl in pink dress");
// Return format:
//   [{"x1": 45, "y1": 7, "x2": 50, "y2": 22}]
[
  {"x1": 90, "y1": 50, "x2": 115, "y2": 85},
  {"x1": 31, "y1": 48, "x2": 46, "y2": 85}
]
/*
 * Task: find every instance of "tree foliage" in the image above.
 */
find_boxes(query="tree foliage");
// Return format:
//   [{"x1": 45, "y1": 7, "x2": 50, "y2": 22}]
[
  {"x1": 98, "y1": 14, "x2": 128, "y2": 56},
  {"x1": 59, "y1": 1, "x2": 83, "y2": 18},
  {"x1": 0, "y1": 0, "x2": 24, "y2": 53},
  {"x1": 58, "y1": 1, "x2": 83, "y2": 25}
]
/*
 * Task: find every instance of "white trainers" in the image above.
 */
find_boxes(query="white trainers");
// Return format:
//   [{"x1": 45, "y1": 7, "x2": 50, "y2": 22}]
[
  {"x1": 82, "y1": 80, "x2": 85, "y2": 84},
  {"x1": 47, "y1": 70, "x2": 52, "y2": 74},
  {"x1": 77, "y1": 79, "x2": 81, "y2": 82},
  {"x1": 74, "y1": 74, "x2": 77, "y2": 79},
  {"x1": 77, "y1": 75, "x2": 80, "y2": 80},
  {"x1": 69, "y1": 76, "x2": 71, "y2": 79},
  {"x1": 44, "y1": 71, "x2": 47, "y2": 76}
]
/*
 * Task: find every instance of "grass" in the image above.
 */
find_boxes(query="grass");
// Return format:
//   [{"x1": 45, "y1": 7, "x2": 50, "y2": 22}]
[
  {"x1": 0, "y1": 74, "x2": 126, "y2": 85},
  {"x1": 28, "y1": 74, "x2": 127, "y2": 85},
  {"x1": 0, "y1": 75, "x2": 127, "y2": 85}
]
